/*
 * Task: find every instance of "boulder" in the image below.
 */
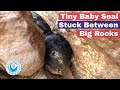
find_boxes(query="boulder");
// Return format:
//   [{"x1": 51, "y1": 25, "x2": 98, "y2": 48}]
[
  {"x1": 59, "y1": 31, "x2": 120, "y2": 79},
  {"x1": 0, "y1": 11, "x2": 45, "y2": 76}
]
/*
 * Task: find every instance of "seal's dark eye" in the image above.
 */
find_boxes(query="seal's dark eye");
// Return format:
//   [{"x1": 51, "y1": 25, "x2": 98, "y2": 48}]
[
  {"x1": 52, "y1": 51, "x2": 58, "y2": 56},
  {"x1": 52, "y1": 51, "x2": 55, "y2": 55},
  {"x1": 51, "y1": 51, "x2": 59, "y2": 59}
]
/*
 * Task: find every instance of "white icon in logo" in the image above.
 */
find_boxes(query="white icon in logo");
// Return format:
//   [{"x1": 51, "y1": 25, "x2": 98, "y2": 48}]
[{"x1": 5, "y1": 60, "x2": 21, "y2": 75}]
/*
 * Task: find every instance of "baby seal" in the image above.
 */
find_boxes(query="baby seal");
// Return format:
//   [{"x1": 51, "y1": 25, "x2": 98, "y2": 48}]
[{"x1": 32, "y1": 12, "x2": 73, "y2": 75}]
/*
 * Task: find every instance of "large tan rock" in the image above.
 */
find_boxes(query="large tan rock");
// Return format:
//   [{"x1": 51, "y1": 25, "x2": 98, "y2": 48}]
[
  {"x1": 0, "y1": 11, "x2": 45, "y2": 76},
  {"x1": 59, "y1": 31, "x2": 120, "y2": 79}
]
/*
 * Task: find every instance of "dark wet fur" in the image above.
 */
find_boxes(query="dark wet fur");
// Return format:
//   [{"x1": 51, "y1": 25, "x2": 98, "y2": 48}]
[
  {"x1": 32, "y1": 12, "x2": 73, "y2": 75},
  {"x1": 31, "y1": 11, "x2": 53, "y2": 36}
]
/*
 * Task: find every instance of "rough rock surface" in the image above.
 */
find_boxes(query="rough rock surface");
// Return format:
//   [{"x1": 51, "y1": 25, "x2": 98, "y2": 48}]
[
  {"x1": 60, "y1": 31, "x2": 120, "y2": 79},
  {"x1": 0, "y1": 11, "x2": 45, "y2": 77}
]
